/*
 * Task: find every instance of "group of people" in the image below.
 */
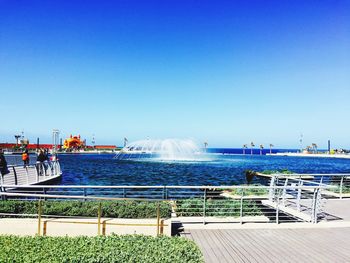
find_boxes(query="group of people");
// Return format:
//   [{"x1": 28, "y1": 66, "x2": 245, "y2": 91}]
[
  {"x1": 0, "y1": 148, "x2": 57, "y2": 177},
  {"x1": 21, "y1": 148, "x2": 50, "y2": 167}
]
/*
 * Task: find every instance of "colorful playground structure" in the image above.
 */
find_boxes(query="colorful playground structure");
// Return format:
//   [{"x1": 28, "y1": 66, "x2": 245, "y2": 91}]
[{"x1": 63, "y1": 135, "x2": 85, "y2": 149}]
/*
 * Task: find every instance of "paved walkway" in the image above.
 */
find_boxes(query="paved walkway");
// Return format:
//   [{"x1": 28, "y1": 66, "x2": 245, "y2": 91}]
[{"x1": 182, "y1": 227, "x2": 350, "y2": 263}]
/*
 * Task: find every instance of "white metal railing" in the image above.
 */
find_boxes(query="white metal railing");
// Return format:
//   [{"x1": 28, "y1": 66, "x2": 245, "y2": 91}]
[
  {"x1": 0, "y1": 161, "x2": 61, "y2": 186},
  {"x1": 0, "y1": 184, "x2": 335, "y2": 224},
  {"x1": 266, "y1": 173, "x2": 350, "y2": 199}
]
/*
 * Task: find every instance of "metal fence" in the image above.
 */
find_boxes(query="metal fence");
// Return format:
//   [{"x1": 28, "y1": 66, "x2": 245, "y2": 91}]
[
  {"x1": 0, "y1": 184, "x2": 333, "y2": 225},
  {"x1": 0, "y1": 161, "x2": 61, "y2": 186}
]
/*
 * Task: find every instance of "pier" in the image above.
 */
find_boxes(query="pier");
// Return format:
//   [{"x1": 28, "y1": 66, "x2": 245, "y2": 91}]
[{"x1": 0, "y1": 161, "x2": 61, "y2": 186}]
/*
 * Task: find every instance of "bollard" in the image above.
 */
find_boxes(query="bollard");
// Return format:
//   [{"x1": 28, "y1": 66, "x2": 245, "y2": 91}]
[
  {"x1": 156, "y1": 203, "x2": 160, "y2": 236},
  {"x1": 102, "y1": 221, "x2": 106, "y2": 236},
  {"x1": 37, "y1": 200, "x2": 42, "y2": 236},
  {"x1": 43, "y1": 221, "x2": 47, "y2": 236},
  {"x1": 97, "y1": 202, "x2": 102, "y2": 235}
]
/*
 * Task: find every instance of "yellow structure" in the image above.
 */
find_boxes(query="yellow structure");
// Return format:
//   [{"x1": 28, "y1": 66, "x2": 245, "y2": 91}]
[{"x1": 63, "y1": 135, "x2": 84, "y2": 149}]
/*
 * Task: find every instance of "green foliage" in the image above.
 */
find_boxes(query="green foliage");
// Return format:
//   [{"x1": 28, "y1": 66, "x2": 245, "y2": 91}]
[
  {"x1": 228, "y1": 184, "x2": 268, "y2": 196},
  {"x1": 261, "y1": 169, "x2": 294, "y2": 175},
  {"x1": 175, "y1": 198, "x2": 262, "y2": 217},
  {"x1": 0, "y1": 235, "x2": 203, "y2": 263},
  {"x1": 330, "y1": 185, "x2": 350, "y2": 194},
  {"x1": 0, "y1": 200, "x2": 171, "y2": 218}
]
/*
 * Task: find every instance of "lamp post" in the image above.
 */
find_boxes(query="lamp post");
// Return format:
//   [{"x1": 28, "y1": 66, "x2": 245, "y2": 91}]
[
  {"x1": 92, "y1": 134, "x2": 95, "y2": 149},
  {"x1": 204, "y1": 142, "x2": 208, "y2": 152},
  {"x1": 269, "y1": 144, "x2": 274, "y2": 154},
  {"x1": 14, "y1": 135, "x2": 21, "y2": 146},
  {"x1": 259, "y1": 144, "x2": 264, "y2": 155},
  {"x1": 250, "y1": 142, "x2": 255, "y2": 155},
  {"x1": 243, "y1": 144, "x2": 247, "y2": 155}
]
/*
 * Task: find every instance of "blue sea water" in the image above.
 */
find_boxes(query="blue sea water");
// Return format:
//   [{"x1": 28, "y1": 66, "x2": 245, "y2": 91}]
[{"x1": 58, "y1": 149, "x2": 350, "y2": 186}]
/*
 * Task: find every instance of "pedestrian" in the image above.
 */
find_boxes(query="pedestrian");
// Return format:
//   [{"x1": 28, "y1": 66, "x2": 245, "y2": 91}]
[
  {"x1": 0, "y1": 149, "x2": 10, "y2": 176},
  {"x1": 22, "y1": 149, "x2": 30, "y2": 167}
]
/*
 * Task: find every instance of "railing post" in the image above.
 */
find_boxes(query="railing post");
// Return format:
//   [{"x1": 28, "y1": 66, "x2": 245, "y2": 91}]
[
  {"x1": 0, "y1": 181, "x2": 4, "y2": 201},
  {"x1": 203, "y1": 188, "x2": 207, "y2": 225},
  {"x1": 123, "y1": 188, "x2": 126, "y2": 198},
  {"x1": 282, "y1": 178, "x2": 288, "y2": 206},
  {"x1": 12, "y1": 167, "x2": 18, "y2": 185},
  {"x1": 97, "y1": 202, "x2": 102, "y2": 235},
  {"x1": 163, "y1": 186, "x2": 166, "y2": 200},
  {"x1": 156, "y1": 203, "x2": 160, "y2": 236},
  {"x1": 35, "y1": 164, "x2": 39, "y2": 183},
  {"x1": 84, "y1": 188, "x2": 87, "y2": 201},
  {"x1": 240, "y1": 188, "x2": 244, "y2": 224},
  {"x1": 276, "y1": 190, "x2": 279, "y2": 224},
  {"x1": 340, "y1": 176, "x2": 344, "y2": 199},
  {"x1": 102, "y1": 221, "x2": 106, "y2": 236},
  {"x1": 42, "y1": 188, "x2": 47, "y2": 201},
  {"x1": 297, "y1": 180, "x2": 303, "y2": 212},
  {"x1": 25, "y1": 166, "x2": 29, "y2": 185},
  {"x1": 269, "y1": 175, "x2": 276, "y2": 202},
  {"x1": 37, "y1": 200, "x2": 42, "y2": 236},
  {"x1": 0, "y1": 175, "x2": 6, "y2": 201},
  {"x1": 311, "y1": 188, "x2": 317, "y2": 223},
  {"x1": 43, "y1": 221, "x2": 47, "y2": 236}
]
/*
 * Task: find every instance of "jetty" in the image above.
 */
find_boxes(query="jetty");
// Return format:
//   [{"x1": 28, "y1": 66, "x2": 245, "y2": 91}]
[{"x1": 0, "y1": 161, "x2": 61, "y2": 186}]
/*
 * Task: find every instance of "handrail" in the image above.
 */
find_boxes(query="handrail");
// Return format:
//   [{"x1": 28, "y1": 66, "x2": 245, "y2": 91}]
[{"x1": 0, "y1": 184, "x2": 336, "y2": 189}]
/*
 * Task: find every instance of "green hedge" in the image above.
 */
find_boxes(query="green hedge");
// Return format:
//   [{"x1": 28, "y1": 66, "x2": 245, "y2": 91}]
[
  {"x1": 0, "y1": 200, "x2": 171, "y2": 218},
  {"x1": 175, "y1": 198, "x2": 262, "y2": 217},
  {"x1": 227, "y1": 184, "x2": 268, "y2": 196},
  {"x1": 0, "y1": 235, "x2": 203, "y2": 263}
]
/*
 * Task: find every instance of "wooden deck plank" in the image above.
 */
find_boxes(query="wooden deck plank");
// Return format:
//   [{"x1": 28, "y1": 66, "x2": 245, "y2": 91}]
[
  {"x1": 205, "y1": 230, "x2": 232, "y2": 263},
  {"x1": 183, "y1": 228, "x2": 350, "y2": 263},
  {"x1": 220, "y1": 229, "x2": 262, "y2": 263},
  {"x1": 217, "y1": 229, "x2": 254, "y2": 263},
  {"x1": 211, "y1": 230, "x2": 244, "y2": 263}
]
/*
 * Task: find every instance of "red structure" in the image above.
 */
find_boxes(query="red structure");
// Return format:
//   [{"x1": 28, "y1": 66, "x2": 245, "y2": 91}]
[{"x1": 0, "y1": 143, "x2": 58, "y2": 149}]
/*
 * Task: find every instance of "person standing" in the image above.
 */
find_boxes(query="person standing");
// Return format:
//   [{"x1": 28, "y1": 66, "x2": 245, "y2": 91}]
[
  {"x1": 22, "y1": 149, "x2": 30, "y2": 167},
  {"x1": 0, "y1": 149, "x2": 10, "y2": 176}
]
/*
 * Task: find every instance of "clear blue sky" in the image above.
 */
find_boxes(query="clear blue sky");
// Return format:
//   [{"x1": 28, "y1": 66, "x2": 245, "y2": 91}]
[{"x1": 0, "y1": 0, "x2": 349, "y2": 148}]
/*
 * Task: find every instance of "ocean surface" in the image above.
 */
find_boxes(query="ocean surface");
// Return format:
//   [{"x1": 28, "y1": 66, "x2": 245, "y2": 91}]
[{"x1": 56, "y1": 149, "x2": 350, "y2": 186}]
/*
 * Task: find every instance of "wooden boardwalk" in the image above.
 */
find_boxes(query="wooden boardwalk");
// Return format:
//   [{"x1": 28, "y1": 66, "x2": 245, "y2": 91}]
[{"x1": 181, "y1": 228, "x2": 350, "y2": 263}]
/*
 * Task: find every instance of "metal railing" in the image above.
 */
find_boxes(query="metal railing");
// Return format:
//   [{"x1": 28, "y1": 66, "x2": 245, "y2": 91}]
[
  {"x1": 0, "y1": 161, "x2": 61, "y2": 187},
  {"x1": 0, "y1": 199, "x2": 167, "y2": 237},
  {"x1": 0, "y1": 184, "x2": 334, "y2": 225},
  {"x1": 267, "y1": 173, "x2": 350, "y2": 199}
]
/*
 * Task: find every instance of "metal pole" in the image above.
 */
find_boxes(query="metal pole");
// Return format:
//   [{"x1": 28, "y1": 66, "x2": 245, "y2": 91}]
[
  {"x1": 276, "y1": 191, "x2": 279, "y2": 224},
  {"x1": 340, "y1": 176, "x2": 344, "y2": 199},
  {"x1": 156, "y1": 203, "x2": 160, "y2": 236},
  {"x1": 102, "y1": 221, "x2": 106, "y2": 236},
  {"x1": 297, "y1": 179, "x2": 303, "y2": 212},
  {"x1": 43, "y1": 221, "x2": 47, "y2": 236},
  {"x1": 240, "y1": 189, "x2": 244, "y2": 224},
  {"x1": 97, "y1": 202, "x2": 102, "y2": 235},
  {"x1": 203, "y1": 189, "x2": 207, "y2": 225},
  {"x1": 37, "y1": 200, "x2": 42, "y2": 236}
]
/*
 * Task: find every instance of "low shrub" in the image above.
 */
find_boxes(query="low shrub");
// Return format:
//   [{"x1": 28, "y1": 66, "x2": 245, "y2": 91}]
[
  {"x1": 261, "y1": 169, "x2": 294, "y2": 175},
  {"x1": 175, "y1": 198, "x2": 262, "y2": 217},
  {"x1": 0, "y1": 235, "x2": 203, "y2": 263},
  {"x1": 227, "y1": 184, "x2": 268, "y2": 196},
  {"x1": 0, "y1": 200, "x2": 171, "y2": 218}
]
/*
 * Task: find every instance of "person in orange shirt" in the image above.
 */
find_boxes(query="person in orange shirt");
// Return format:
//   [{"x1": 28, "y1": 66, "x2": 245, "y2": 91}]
[{"x1": 22, "y1": 149, "x2": 30, "y2": 167}]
